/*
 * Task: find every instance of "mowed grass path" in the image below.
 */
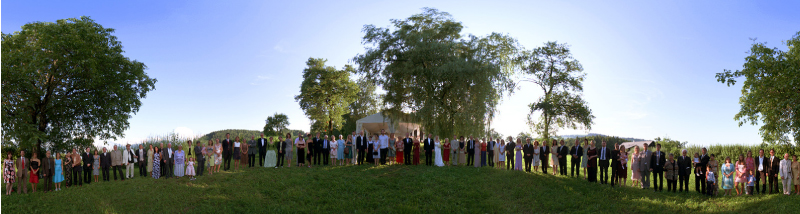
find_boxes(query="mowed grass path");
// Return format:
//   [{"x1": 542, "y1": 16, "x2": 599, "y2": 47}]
[{"x1": 2, "y1": 160, "x2": 798, "y2": 213}]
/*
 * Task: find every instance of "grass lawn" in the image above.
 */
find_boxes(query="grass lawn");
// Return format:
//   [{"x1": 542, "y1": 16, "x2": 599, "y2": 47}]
[{"x1": 2, "y1": 158, "x2": 798, "y2": 213}]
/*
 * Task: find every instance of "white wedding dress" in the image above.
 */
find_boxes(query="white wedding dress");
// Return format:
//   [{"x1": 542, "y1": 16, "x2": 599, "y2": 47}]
[{"x1": 434, "y1": 141, "x2": 444, "y2": 167}]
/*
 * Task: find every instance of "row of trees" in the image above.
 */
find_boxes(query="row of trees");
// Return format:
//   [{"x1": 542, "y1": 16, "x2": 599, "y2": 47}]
[{"x1": 296, "y1": 8, "x2": 594, "y2": 141}]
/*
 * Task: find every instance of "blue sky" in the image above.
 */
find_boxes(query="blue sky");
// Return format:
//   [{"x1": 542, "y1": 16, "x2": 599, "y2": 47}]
[{"x1": 3, "y1": 0, "x2": 798, "y2": 147}]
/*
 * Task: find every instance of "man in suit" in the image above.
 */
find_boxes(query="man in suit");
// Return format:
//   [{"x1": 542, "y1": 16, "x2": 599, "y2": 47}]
[
  {"x1": 100, "y1": 147, "x2": 111, "y2": 181},
  {"x1": 356, "y1": 131, "x2": 367, "y2": 165},
  {"x1": 639, "y1": 143, "x2": 652, "y2": 189},
  {"x1": 540, "y1": 141, "x2": 550, "y2": 174},
  {"x1": 570, "y1": 139, "x2": 583, "y2": 177},
  {"x1": 677, "y1": 149, "x2": 692, "y2": 192},
  {"x1": 487, "y1": 137, "x2": 496, "y2": 167},
  {"x1": 42, "y1": 151, "x2": 55, "y2": 192},
  {"x1": 310, "y1": 132, "x2": 319, "y2": 165},
  {"x1": 610, "y1": 143, "x2": 621, "y2": 187},
  {"x1": 505, "y1": 137, "x2": 516, "y2": 170},
  {"x1": 558, "y1": 140, "x2": 569, "y2": 175},
  {"x1": 523, "y1": 138, "x2": 534, "y2": 172},
  {"x1": 81, "y1": 148, "x2": 93, "y2": 184},
  {"x1": 138, "y1": 144, "x2": 148, "y2": 177},
  {"x1": 15, "y1": 150, "x2": 29, "y2": 194},
  {"x1": 110, "y1": 145, "x2": 121, "y2": 180},
  {"x1": 598, "y1": 141, "x2": 612, "y2": 185},
  {"x1": 163, "y1": 143, "x2": 174, "y2": 178},
  {"x1": 403, "y1": 133, "x2": 413, "y2": 165},
  {"x1": 768, "y1": 149, "x2": 780, "y2": 194},
  {"x1": 424, "y1": 134, "x2": 434, "y2": 166},
  {"x1": 695, "y1": 148, "x2": 710, "y2": 194},
  {"x1": 193, "y1": 141, "x2": 204, "y2": 176},
  {"x1": 274, "y1": 136, "x2": 284, "y2": 167},
  {"x1": 779, "y1": 153, "x2": 792, "y2": 195},
  {"x1": 322, "y1": 135, "x2": 331, "y2": 165},
  {"x1": 247, "y1": 136, "x2": 257, "y2": 167},
  {"x1": 257, "y1": 134, "x2": 268, "y2": 167},
  {"x1": 754, "y1": 149, "x2": 769, "y2": 194},
  {"x1": 222, "y1": 133, "x2": 232, "y2": 171},
  {"x1": 466, "y1": 136, "x2": 476, "y2": 166},
  {"x1": 123, "y1": 144, "x2": 137, "y2": 179},
  {"x1": 650, "y1": 143, "x2": 666, "y2": 192}
]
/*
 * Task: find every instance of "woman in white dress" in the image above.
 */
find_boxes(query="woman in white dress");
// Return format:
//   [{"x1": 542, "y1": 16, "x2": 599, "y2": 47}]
[
  {"x1": 532, "y1": 140, "x2": 541, "y2": 172},
  {"x1": 550, "y1": 139, "x2": 559, "y2": 175},
  {"x1": 371, "y1": 136, "x2": 380, "y2": 166},
  {"x1": 498, "y1": 141, "x2": 506, "y2": 169},
  {"x1": 434, "y1": 136, "x2": 444, "y2": 167},
  {"x1": 264, "y1": 137, "x2": 277, "y2": 168},
  {"x1": 329, "y1": 135, "x2": 338, "y2": 165}
]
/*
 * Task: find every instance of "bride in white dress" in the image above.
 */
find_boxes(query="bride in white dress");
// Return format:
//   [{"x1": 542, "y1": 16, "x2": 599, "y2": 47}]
[{"x1": 434, "y1": 136, "x2": 445, "y2": 167}]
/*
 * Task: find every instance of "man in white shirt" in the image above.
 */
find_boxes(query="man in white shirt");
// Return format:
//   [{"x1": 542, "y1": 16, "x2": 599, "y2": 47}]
[
  {"x1": 123, "y1": 144, "x2": 137, "y2": 179},
  {"x1": 379, "y1": 129, "x2": 390, "y2": 165},
  {"x1": 755, "y1": 149, "x2": 768, "y2": 194}
]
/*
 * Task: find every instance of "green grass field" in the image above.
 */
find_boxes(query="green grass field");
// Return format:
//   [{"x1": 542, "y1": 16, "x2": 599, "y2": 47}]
[{"x1": 2, "y1": 158, "x2": 798, "y2": 213}]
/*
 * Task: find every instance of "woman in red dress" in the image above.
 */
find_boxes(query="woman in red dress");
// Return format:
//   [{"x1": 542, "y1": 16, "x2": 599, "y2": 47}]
[
  {"x1": 443, "y1": 138, "x2": 451, "y2": 166},
  {"x1": 413, "y1": 137, "x2": 421, "y2": 165},
  {"x1": 395, "y1": 138, "x2": 404, "y2": 164}
]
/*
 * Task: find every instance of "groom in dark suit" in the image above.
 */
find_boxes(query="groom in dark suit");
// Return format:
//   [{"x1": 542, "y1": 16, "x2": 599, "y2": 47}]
[
  {"x1": 558, "y1": 140, "x2": 569, "y2": 176},
  {"x1": 523, "y1": 139, "x2": 534, "y2": 172},
  {"x1": 257, "y1": 134, "x2": 268, "y2": 167},
  {"x1": 466, "y1": 136, "x2": 476, "y2": 166},
  {"x1": 569, "y1": 139, "x2": 583, "y2": 177},
  {"x1": 356, "y1": 131, "x2": 366, "y2": 165},
  {"x1": 540, "y1": 141, "x2": 550, "y2": 174},
  {"x1": 424, "y1": 134, "x2": 434, "y2": 166},
  {"x1": 403, "y1": 133, "x2": 413, "y2": 165}
]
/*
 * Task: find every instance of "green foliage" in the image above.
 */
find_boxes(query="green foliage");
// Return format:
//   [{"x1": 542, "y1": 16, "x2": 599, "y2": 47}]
[
  {"x1": 653, "y1": 136, "x2": 689, "y2": 157},
  {"x1": 1, "y1": 16, "x2": 157, "y2": 154},
  {"x1": 263, "y1": 113, "x2": 290, "y2": 137},
  {"x1": 295, "y1": 58, "x2": 358, "y2": 133},
  {"x1": 517, "y1": 42, "x2": 594, "y2": 139},
  {"x1": 716, "y1": 32, "x2": 800, "y2": 146},
  {"x1": 349, "y1": 77, "x2": 380, "y2": 121},
  {"x1": 353, "y1": 8, "x2": 517, "y2": 137}
]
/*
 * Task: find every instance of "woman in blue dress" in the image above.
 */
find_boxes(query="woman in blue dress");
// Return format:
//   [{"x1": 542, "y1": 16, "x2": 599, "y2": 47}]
[
  {"x1": 152, "y1": 147, "x2": 161, "y2": 179},
  {"x1": 52, "y1": 153, "x2": 64, "y2": 191},
  {"x1": 336, "y1": 135, "x2": 345, "y2": 166},
  {"x1": 721, "y1": 156, "x2": 735, "y2": 196}
]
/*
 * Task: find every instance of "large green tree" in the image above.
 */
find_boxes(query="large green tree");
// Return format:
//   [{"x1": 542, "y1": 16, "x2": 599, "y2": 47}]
[
  {"x1": 1, "y1": 17, "x2": 157, "y2": 154},
  {"x1": 349, "y1": 77, "x2": 381, "y2": 121},
  {"x1": 516, "y1": 42, "x2": 594, "y2": 140},
  {"x1": 295, "y1": 58, "x2": 358, "y2": 133},
  {"x1": 353, "y1": 8, "x2": 517, "y2": 137},
  {"x1": 263, "y1": 113, "x2": 290, "y2": 137},
  {"x1": 716, "y1": 32, "x2": 800, "y2": 146}
]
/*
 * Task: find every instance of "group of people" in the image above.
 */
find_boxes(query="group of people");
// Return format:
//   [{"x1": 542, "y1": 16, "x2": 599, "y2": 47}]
[{"x1": 5, "y1": 131, "x2": 800, "y2": 198}]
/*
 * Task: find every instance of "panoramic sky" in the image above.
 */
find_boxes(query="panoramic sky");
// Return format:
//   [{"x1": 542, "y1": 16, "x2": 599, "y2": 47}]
[{"x1": 3, "y1": 0, "x2": 798, "y2": 147}]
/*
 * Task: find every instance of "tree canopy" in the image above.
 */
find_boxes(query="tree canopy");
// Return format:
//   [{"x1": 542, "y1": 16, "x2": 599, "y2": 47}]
[
  {"x1": 353, "y1": 8, "x2": 517, "y2": 137},
  {"x1": 295, "y1": 58, "x2": 358, "y2": 133},
  {"x1": 1, "y1": 17, "x2": 157, "y2": 154},
  {"x1": 716, "y1": 32, "x2": 800, "y2": 146},
  {"x1": 516, "y1": 42, "x2": 594, "y2": 140},
  {"x1": 263, "y1": 113, "x2": 290, "y2": 137}
]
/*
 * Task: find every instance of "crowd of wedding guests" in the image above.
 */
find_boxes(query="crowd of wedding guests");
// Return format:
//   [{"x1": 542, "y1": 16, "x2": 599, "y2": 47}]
[{"x1": 4, "y1": 131, "x2": 800, "y2": 197}]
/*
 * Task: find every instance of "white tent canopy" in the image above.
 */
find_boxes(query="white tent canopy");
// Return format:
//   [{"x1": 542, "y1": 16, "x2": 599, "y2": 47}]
[{"x1": 355, "y1": 113, "x2": 421, "y2": 137}]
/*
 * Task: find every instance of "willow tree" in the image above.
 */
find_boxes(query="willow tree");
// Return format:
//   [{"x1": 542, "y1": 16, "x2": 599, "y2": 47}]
[
  {"x1": 716, "y1": 32, "x2": 800, "y2": 146},
  {"x1": 295, "y1": 58, "x2": 358, "y2": 133},
  {"x1": 517, "y1": 42, "x2": 594, "y2": 140},
  {"x1": 1, "y1": 17, "x2": 157, "y2": 154},
  {"x1": 353, "y1": 8, "x2": 517, "y2": 137}
]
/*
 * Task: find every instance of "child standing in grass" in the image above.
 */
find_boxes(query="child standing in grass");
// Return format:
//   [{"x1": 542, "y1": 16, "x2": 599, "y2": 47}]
[
  {"x1": 706, "y1": 165, "x2": 716, "y2": 196},
  {"x1": 186, "y1": 157, "x2": 196, "y2": 181}
]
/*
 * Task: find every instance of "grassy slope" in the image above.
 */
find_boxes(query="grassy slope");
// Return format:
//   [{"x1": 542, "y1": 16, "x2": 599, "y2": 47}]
[{"x1": 2, "y1": 159, "x2": 798, "y2": 213}]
